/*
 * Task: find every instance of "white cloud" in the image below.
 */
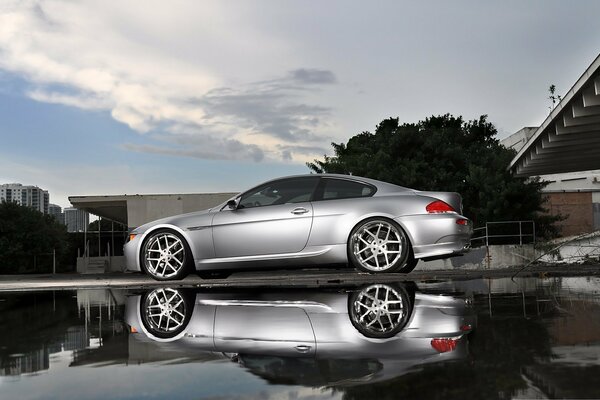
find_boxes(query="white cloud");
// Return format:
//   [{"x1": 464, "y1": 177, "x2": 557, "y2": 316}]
[{"x1": 0, "y1": 0, "x2": 337, "y2": 162}]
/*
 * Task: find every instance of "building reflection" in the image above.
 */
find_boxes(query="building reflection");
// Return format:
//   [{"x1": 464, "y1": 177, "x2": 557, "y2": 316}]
[{"x1": 0, "y1": 289, "x2": 126, "y2": 377}]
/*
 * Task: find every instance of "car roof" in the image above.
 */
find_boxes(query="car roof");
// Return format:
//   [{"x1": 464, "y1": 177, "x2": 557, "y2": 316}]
[{"x1": 260, "y1": 173, "x2": 414, "y2": 195}]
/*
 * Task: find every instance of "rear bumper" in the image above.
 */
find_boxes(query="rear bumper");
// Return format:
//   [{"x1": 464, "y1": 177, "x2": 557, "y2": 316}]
[{"x1": 395, "y1": 214, "x2": 473, "y2": 260}]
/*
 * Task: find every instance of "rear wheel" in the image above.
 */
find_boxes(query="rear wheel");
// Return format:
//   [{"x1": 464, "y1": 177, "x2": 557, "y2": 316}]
[
  {"x1": 398, "y1": 252, "x2": 419, "y2": 273},
  {"x1": 141, "y1": 229, "x2": 192, "y2": 281},
  {"x1": 348, "y1": 283, "x2": 412, "y2": 338},
  {"x1": 348, "y1": 218, "x2": 410, "y2": 273}
]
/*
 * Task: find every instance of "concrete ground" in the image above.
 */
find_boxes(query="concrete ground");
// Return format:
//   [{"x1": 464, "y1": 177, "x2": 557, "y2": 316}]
[{"x1": 1, "y1": 264, "x2": 599, "y2": 291}]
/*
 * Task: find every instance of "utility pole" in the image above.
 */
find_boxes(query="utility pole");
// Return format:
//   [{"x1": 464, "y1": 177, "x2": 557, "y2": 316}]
[{"x1": 53, "y1": 248, "x2": 56, "y2": 274}]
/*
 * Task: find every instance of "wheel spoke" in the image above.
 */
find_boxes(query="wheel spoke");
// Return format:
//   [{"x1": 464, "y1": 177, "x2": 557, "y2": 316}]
[
  {"x1": 364, "y1": 229, "x2": 377, "y2": 239},
  {"x1": 172, "y1": 257, "x2": 183, "y2": 266},
  {"x1": 356, "y1": 301, "x2": 370, "y2": 309},
  {"x1": 363, "y1": 253, "x2": 376, "y2": 262}
]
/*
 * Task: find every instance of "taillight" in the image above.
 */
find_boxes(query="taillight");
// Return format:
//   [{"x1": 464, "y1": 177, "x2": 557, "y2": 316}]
[
  {"x1": 426, "y1": 200, "x2": 456, "y2": 214},
  {"x1": 456, "y1": 218, "x2": 469, "y2": 225},
  {"x1": 431, "y1": 338, "x2": 459, "y2": 353}
]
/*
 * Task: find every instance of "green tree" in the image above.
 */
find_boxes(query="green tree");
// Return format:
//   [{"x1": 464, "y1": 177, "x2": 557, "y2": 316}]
[
  {"x1": 0, "y1": 202, "x2": 69, "y2": 273},
  {"x1": 308, "y1": 114, "x2": 558, "y2": 236}
]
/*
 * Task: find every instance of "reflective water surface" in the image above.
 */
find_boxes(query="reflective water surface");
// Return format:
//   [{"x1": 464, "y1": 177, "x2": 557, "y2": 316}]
[{"x1": 1, "y1": 277, "x2": 600, "y2": 399}]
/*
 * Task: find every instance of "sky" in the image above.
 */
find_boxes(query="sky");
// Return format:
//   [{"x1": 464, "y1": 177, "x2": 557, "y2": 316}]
[{"x1": 1, "y1": 0, "x2": 600, "y2": 208}]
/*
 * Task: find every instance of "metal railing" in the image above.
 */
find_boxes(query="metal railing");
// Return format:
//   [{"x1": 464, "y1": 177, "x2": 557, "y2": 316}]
[{"x1": 471, "y1": 221, "x2": 535, "y2": 247}]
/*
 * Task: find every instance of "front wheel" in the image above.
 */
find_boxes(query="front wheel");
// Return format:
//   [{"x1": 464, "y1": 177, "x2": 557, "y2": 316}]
[
  {"x1": 141, "y1": 229, "x2": 192, "y2": 281},
  {"x1": 348, "y1": 218, "x2": 410, "y2": 273},
  {"x1": 140, "y1": 288, "x2": 193, "y2": 338}
]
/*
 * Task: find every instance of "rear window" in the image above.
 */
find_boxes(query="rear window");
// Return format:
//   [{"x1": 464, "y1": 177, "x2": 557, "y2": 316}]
[{"x1": 321, "y1": 179, "x2": 376, "y2": 200}]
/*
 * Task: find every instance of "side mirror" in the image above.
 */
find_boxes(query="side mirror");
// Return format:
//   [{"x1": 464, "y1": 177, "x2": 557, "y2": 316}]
[{"x1": 226, "y1": 198, "x2": 239, "y2": 210}]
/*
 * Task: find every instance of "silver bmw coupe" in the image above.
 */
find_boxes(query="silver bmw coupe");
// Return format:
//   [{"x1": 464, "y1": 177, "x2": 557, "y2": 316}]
[
  {"x1": 124, "y1": 174, "x2": 472, "y2": 280},
  {"x1": 125, "y1": 283, "x2": 475, "y2": 386}
]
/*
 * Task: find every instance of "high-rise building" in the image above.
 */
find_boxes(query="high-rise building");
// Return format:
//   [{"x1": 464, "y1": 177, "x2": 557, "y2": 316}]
[
  {"x1": 0, "y1": 183, "x2": 49, "y2": 214},
  {"x1": 48, "y1": 203, "x2": 64, "y2": 224},
  {"x1": 64, "y1": 207, "x2": 89, "y2": 233}
]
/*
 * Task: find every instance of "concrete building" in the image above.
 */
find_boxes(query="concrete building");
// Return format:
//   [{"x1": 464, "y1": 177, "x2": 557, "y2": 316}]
[
  {"x1": 505, "y1": 53, "x2": 600, "y2": 237},
  {"x1": 0, "y1": 183, "x2": 49, "y2": 214},
  {"x1": 509, "y1": 53, "x2": 600, "y2": 177},
  {"x1": 64, "y1": 207, "x2": 90, "y2": 233},
  {"x1": 48, "y1": 203, "x2": 64, "y2": 224},
  {"x1": 69, "y1": 192, "x2": 237, "y2": 229},
  {"x1": 68, "y1": 192, "x2": 235, "y2": 273},
  {"x1": 502, "y1": 131, "x2": 600, "y2": 237}
]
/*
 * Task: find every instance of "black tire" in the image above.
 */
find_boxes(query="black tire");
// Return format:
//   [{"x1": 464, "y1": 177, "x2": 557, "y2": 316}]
[
  {"x1": 348, "y1": 218, "x2": 411, "y2": 273},
  {"x1": 140, "y1": 229, "x2": 192, "y2": 281},
  {"x1": 140, "y1": 288, "x2": 193, "y2": 339},
  {"x1": 398, "y1": 251, "x2": 419, "y2": 273},
  {"x1": 348, "y1": 283, "x2": 412, "y2": 338}
]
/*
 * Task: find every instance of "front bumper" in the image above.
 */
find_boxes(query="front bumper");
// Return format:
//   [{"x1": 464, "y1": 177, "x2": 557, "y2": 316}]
[{"x1": 124, "y1": 237, "x2": 142, "y2": 272}]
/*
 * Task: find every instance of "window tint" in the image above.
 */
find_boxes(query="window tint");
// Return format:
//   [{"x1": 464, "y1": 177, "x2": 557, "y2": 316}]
[
  {"x1": 321, "y1": 179, "x2": 375, "y2": 200},
  {"x1": 240, "y1": 178, "x2": 318, "y2": 209}
]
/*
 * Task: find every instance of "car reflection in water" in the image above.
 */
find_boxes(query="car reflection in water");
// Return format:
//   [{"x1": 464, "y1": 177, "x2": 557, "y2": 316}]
[{"x1": 125, "y1": 283, "x2": 476, "y2": 387}]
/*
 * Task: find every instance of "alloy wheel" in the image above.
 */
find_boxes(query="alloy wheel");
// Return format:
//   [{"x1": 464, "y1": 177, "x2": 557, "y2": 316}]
[
  {"x1": 351, "y1": 220, "x2": 406, "y2": 272},
  {"x1": 143, "y1": 232, "x2": 187, "y2": 279},
  {"x1": 142, "y1": 288, "x2": 188, "y2": 335},
  {"x1": 350, "y1": 284, "x2": 410, "y2": 337}
]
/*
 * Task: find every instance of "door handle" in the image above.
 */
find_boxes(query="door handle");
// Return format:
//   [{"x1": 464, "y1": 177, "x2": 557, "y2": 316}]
[
  {"x1": 291, "y1": 207, "x2": 309, "y2": 215},
  {"x1": 294, "y1": 345, "x2": 312, "y2": 353}
]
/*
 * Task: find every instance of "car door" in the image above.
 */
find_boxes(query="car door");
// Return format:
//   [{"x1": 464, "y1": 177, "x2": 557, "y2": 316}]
[
  {"x1": 308, "y1": 178, "x2": 377, "y2": 245},
  {"x1": 213, "y1": 304, "x2": 316, "y2": 357},
  {"x1": 212, "y1": 177, "x2": 319, "y2": 258}
]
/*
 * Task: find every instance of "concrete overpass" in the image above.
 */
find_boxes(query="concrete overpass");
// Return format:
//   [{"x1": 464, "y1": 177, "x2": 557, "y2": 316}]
[{"x1": 509, "y1": 53, "x2": 600, "y2": 177}]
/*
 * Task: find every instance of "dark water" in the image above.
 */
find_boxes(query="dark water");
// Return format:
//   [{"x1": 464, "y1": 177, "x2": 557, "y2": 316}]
[{"x1": 1, "y1": 277, "x2": 599, "y2": 400}]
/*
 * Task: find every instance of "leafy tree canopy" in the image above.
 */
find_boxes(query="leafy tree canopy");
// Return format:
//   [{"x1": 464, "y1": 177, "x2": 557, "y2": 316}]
[
  {"x1": 0, "y1": 201, "x2": 69, "y2": 273},
  {"x1": 308, "y1": 114, "x2": 557, "y2": 236}
]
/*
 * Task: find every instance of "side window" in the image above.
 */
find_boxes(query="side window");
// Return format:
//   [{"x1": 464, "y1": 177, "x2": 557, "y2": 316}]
[
  {"x1": 321, "y1": 179, "x2": 375, "y2": 200},
  {"x1": 239, "y1": 178, "x2": 319, "y2": 209}
]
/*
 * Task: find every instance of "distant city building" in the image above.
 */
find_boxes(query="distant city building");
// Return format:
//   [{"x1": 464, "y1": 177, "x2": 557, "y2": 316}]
[
  {"x1": 48, "y1": 203, "x2": 64, "y2": 224},
  {"x1": 64, "y1": 207, "x2": 90, "y2": 232},
  {"x1": 0, "y1": 183, "x2": 49, "y2": 214}
]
